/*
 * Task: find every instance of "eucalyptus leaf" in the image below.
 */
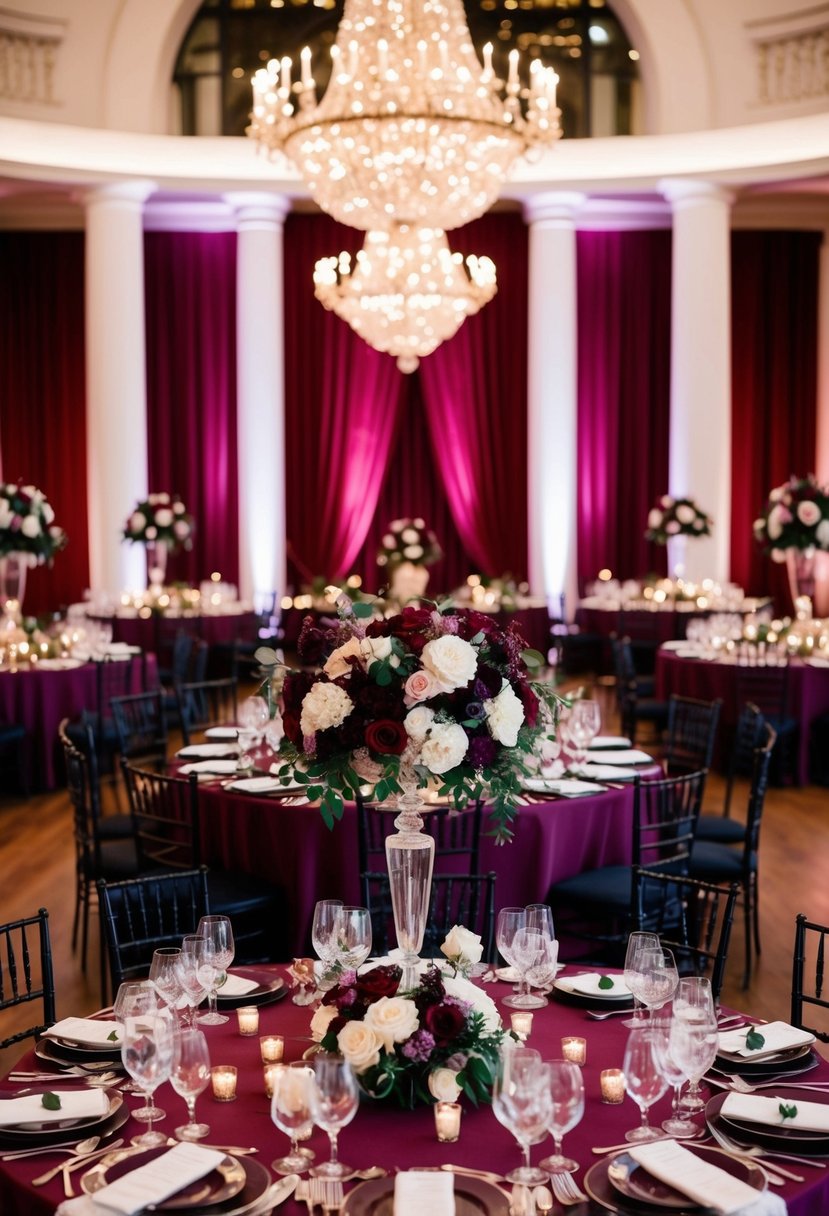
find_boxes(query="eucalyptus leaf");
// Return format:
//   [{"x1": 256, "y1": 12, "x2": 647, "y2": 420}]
[{"x1": 41, "y1": 1092, "x2": 61, "y2": 1110}]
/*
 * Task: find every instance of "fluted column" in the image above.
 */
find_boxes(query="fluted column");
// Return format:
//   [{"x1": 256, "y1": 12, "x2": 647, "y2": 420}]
[
  {"x1": 226, "y1": 193, "x2": 290, "y2": 607},
  {"x1": 524, "y1": 192, "x2": 585, "y2": 619},
  {"x1": 660, "y1": 179, "x2": 734, "y2": 585},
  {"x1": 84, "y1": 181, "x2": 155, "y2": 596}
]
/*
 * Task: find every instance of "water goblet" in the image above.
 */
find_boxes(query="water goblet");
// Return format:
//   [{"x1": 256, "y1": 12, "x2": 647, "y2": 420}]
[
  {"x1": 638, "y1": 947, "x2": 679, "y2": 1019},
  {"x1": 526, "y1": 935, "x2": 560, "y2": 997},
  {"x1": 197, "y1": 915, "x2": 234, "y2": 1025},
  {"x1": 122, "y1": 1010, "x2": 175, "y2": 1146},
  {"x1": 309, "y1": 1053, "x2": 359, "y2": 1179},
  {"x1": 271, "y1": 1063, "x2": 317, "y2": 1174},
  {"x1": 670, "y1": 982, "x2": 719, "y2": 1113},
  {"x1": 149, "y1": 948, "x2": 185, "y2": 1018},
  {"x1": 496, "y1": 907, "x2": 528, "y2": 1000},
  {"x1": 649, "y1": 1017, "x2": 698, "y2": 1138},
  {"x1": 622, "y1": 931, "x2": 660, "y2": 1027},
  {"x1": 538, "y1": 1059, "x2": 585, "y2": 1174},
  {"x1": 178, "y1": 935, "x2": 209, "y2": 1027},
  {"x1": 238, "y1": 694, "x2": 270, "y2": 735},
  {"x1": 312, "y1": 899, "x2": 345, "y2": 987},
  {"x1": 567, "y1": 700, "x2": 601, "y2": 769},
  {"x1": 622, "y1": 1027, "x2": 669, "y2": 1142},
  {"x1": 492, "y1": 1047, "x2": 551, "y2": 1185},
  {"x1": 508, "y1": 927, "x2": 553, "y2": 1010},
  {"x1": 170, "y1": 1027, "x2": 211, "y2": 1141},
  {"x1": 333, "y1": 906, "x2": 372, "y2": 972},
  {"x1": 113, "y1": 981, "x2": 160, "y2": 1095}
]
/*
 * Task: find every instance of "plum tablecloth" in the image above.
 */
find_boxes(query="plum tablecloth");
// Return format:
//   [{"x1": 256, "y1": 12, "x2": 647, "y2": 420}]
[{"x1": 2, "y1": 965, "x2": 828, "y2": 1216}]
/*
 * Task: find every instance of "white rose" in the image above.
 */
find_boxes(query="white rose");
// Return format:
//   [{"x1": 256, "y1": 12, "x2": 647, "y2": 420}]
[
  {"x1": 797, "y1": 501, "x2": 821, "y2": 527},
  {"x1": 363, "y1": 996, "x2": 420, "y2": 1052},
  {"x1": 20, "y1": 514, "x2": 41, "y2": 538},
  {"x1": 817, "y1": 519, "x2": 829, "y2": 549},
  {"x1": 421, "y1": 635, "x2": 478, "y2": 693},
  {"x1": 484, "y1": 683, "x2": 525, "y2": 747},
  {"x1": 403, "y1": 545, "x2": 423, "y2": 560},
  {"x1": 324, "y1": 637, "x2": 364, "y2": 679},
  {"x1": 752, "y1": 518, "x2": 765, "y2": 536},
  {"x1": 360, "y1": 636, "x2": 392, "y2": 666},
  {"x1": 310, "y1": 1004, "x2": 339, "y2": 1042},
  {"x1": 441, "y1": 924, "x2": 484, "y2": 968},
  {"x1": 173, "y1": 501, "x2": 186, "y2": 514},
  {"x1": 300, "y1": 682, "x2": 354, "y2": 735},
  {"x1": 675, "y1": 504, "x2": 696, "y2": 525},
  {"x1": 421, "y1": 722, "x2": 468, "y2": 774},
  {"x1": 145, "y1": 526, "x2": 157, "y2": 540},
  {"x1": 382, "y1": 533, "x2": 396, "y2": 549},
  {"x1": 443, "y1": 975, "x2": 501, "y2": 1032},
  {"x1": 21, "y1": 485, "x2": 36, "y2": 497},
  {"x1": 42, "y1": 503, "x2": 54, "y2": 525},
  {"x1": 665, "y1": 520, "x2": 680, "y2": 535},
  {"x1": 404, "y1": 705, "x2": 435, "y2": 742},
  {"x1": 155, "y1": 508, "x2": 174, "y2": 527},
  {"x1": 428, "y1": 1067, "x2": 462, "y2": 1102},
  {"x1": 173, "y1": 520, "x2": 190, "y2": 539},
  {"x1": 414, "y1": 517, "x2": 425, "y2": 529},
  {"x1": 401, "y1": 527, "x2": 420, "y2": 544},
  {"x1": 0, "y1": 500, "x2": 11, "y2": 528},
  {"x1": 390, "y1": 519, "x2": 404, "y2": 531},
  {"x1": 336, "y1": 1021, "x2": 382, "y2": 1073},
  {"x1": 148, "y1": 493, "x2": 160, "y2": 505},
  {"x1": 647, "y1": 509, "x2": 662, "y2": 529},
  {"x1": 660, "y1": 495, "x2": 673, "y2": 508},
  {"x1": 767, "y1": 506, "x2": 784, "y2": 541},
  {"x1": 769, "y1": 486, "x2": 785, "y2": 503},
  {"x1": 129, "y1": 512, "x2": 144, "y2": 533},
  {"x1": 157, "y1": 492, "x2": 170, "y2": 504}
]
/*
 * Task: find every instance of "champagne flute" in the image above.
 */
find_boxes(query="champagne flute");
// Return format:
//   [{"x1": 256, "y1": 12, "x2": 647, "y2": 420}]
[
  {"x1": 622, "y1": 1027, "x2": 669, "y2": 1142},
  {"x1": 271, "y1": 1063, "x2": 317, "y2": 1175},
  {"x1": 538, "y1": 1059, "x2": 585, "y2": 1174},
  {"x1": 650, "y1": 1017, "x2": 697, "y2": 1138},
  {"x1": 492, "y1": 1047, "x2": 551, "y2": 1185},
  {"x1": 622, "y1": 931, "x2": 660, "y2": 1027},
  {"x1": 197, "y1": 915, "x2": 234, "y2": 1025},
  {"x1": 122, "y1": 1010, "x2": 175, "y2": 1146},
  {"x1": 170, "y1": 1027, "x2": 211, "y2": 1141},
  {"x1": 309, "y1": 1054, "x2": 359, "y2": 1179},
  {"x1": 496, "y1": 906, "x2": 527, "y2": 997}
]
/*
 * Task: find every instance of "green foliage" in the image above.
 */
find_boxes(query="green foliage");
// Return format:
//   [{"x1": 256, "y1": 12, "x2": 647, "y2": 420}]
[
  {"x1": 745, "y1": 1027, "x2": 766, "y2": 1051},
  {"x1": 41, "y1": 1092, "x2": 61, "y2": 1110}
]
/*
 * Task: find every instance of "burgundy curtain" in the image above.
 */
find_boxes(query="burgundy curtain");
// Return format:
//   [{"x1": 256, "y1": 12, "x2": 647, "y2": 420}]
[
  {"x1": 576, "y1": 229, "x2": 672, "y2": 588},
  {"x1": 0, "y1": 232, "x2": 89, "y2": 615},
  {"x1": 730, "y1": 230, "x2": 821, "y2": 603},
  {"x1": 419, "y1": 212, "x2": 529, "y2": 579},
  {"x1": 144, "y1": 231, "x2": 239, "y2": 586},
  {"x1": 283, "y1": 214, "x2": 404, "y2": 585}
]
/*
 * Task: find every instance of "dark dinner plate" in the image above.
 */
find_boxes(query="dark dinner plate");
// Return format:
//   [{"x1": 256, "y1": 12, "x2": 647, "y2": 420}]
[
  {"x1": 586, "y1": 1144, "x2": 765, "y2": 1214},
  {"x1": 83, "y1": 1145, "x2": 246, "y2": 1210},
  {"x1": 0, "y1": 1096, "x2": 128, "y2": 1149},
  {"x1": 342, "y1": 1174, "x2": 509, "y2": 1216},
  {"x1": 712, "y1": 1045, "x2": 817, "y2": 1077},
  {"x1": 707, "y1": 1087, "x2": 829, "y2": 1156},
  {"x1": 216, "y1": 967, "x2": 286, "y2": 1009}
]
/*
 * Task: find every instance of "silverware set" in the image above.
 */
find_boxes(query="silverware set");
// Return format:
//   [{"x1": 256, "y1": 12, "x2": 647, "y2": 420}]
[{"x1": 296, "y1": 1177, "x2": 345, "y2": 1214}]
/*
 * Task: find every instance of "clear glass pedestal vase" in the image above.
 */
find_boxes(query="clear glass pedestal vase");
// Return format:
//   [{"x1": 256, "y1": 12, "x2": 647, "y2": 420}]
[
  {"x1": 786, "y1": 548, "x2": 817, "y2": 618},
  {"x1": 0, "y1": 552, "x2": 27, "y2": 624},
  {"x1": 666, "y1": 534, "x2": 687, "y2": 580},
  {"x1": 146, "y1": 540, "x2": 169, "y2": 590},
  {"x1": 384, "y1": 775, "x2": 435, "y2": 990}
]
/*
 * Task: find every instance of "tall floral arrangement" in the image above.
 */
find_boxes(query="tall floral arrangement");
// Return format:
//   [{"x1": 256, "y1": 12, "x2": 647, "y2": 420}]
[
  {"x1": 753, "y1": 475, "x2": 829, "y2": 561},
  {"x1": 0, "y1": 482, "x2": 67, "y2": 563},
  {"x1": 376, "y1": 518, "x2": 442, "y2": 569},
  {"x1": 275, "y1": 602, "x2": 558, "y2": 841},
  {"x1": 122, "y1": 493, "x2": 194, "y2": 551},
  {"x1": 644, "y1": 495, "x2": 712, "y2": 544}
]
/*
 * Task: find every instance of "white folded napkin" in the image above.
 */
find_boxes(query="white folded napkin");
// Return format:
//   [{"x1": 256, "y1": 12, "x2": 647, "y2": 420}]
[
  {"x1": 589, "y1": 735, "x2": 632, "y2": 749},
  {"x1": 56, "y1": 1142, "x2": 226, "y2": 1216},
  {"x1": 44, "y1": 1017, "x2": 122, "y2": 1047},
  {"x1": 176, "y1": 743, "x2": 239, "y2": 758},
  {"x1": 626, "y1": 1140, "x2": 786, "y2": 1216},
  {"x1": 523, "y1": 777, "x2": 606, "y2": 796},
  {"x1": 583, "y1": 748, "x2": 653, "y2": 765},
  {"x1": 0, "y1": 1088, "x2": 109, "y2": 1128},
  {"x1": 104, "y1": 642, "x2": 135, "y2": 655},
  {"x1": 218, "y1": 972, "x2": 260, "y2": 997},
  {"x1": 718, "y1": 1020, "x2": 814, "y2": 1059},
  {"x1": 578, "y1": 764, "x2": 636, "y2": 781},
  {"x1": 721, "y1": 1091, "x2": 829, "y2": 1133},
  {"x1": 226, "y1": 777, "x2": 281, "y2": 794},
  {"x1": 557, "y1": 972, "x2": 631, "y2": 998},
  {"x1": 178, "y1": 759, "x2": 240, "y2": 775},
  {"x1": 37, "y1": 657, "x2": 84, "y2": 671},
  {"x1": 394, "y1": 1170, "x2": 455, "y2": 1216},
  {"x1": 204, "y1": 726, "x2": 239, "y2": 739}
]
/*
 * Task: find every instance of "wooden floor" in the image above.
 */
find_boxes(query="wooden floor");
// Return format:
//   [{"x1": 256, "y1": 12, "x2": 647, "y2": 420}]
[{"x1": 1, "y1": 680, "x2": 828, "y2": 1074}]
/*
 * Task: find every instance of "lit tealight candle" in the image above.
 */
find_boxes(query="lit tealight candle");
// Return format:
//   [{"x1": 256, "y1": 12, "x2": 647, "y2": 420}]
[
  {"x1": 600, "y1": 1068, "x2": 625, "y2": 1104},
  {"x1": 561, "y1": 1036, "x2": 586, "y2": 1065},
  {"x1": 264, "y1": 1063, "x2": 285, "y2": 1098},
  {"x1": 510, "y1": 1012, "x2": 533, "y2": 1040},
  {"x1": 260, "y1": 1034, "x2": 284, "y2": 1063},
  {"x1": 211, "y1": 1066, "x2": 237, "y2": 1102},
  {"x1": 434, "y1": 1101, "x2": 462, "y2": 1143},
  {"x1": 236, "y1": 1006, "x2": 259, "y2": 1036}
]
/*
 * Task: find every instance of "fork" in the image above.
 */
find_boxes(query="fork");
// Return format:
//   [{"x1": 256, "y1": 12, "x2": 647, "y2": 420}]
[
  {"x1": 295, "y1": 1179, "x2": 316, "y2": 1216},
  {"x1": 549, "y1": 1172, "x2": 588, "y2": 1206},
  {"x1": 321, "y1": 1179, "x2": 345, "y2": 1214}
]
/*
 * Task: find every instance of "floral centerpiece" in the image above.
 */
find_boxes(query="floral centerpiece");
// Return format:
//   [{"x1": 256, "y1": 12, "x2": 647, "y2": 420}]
[
  {"x1": 275, "y1": 600, "x2": 558, "y2": 842},
  {"x1": 752, "y1": 475, "x2": 829, "y2": 560},
  {"x1": 310, "y1": 961, "x2": 506, "y2": 1109},
  {"x1": 376, "y1": 518, "x2": 442, "y2": 571},
  {"x1": 122, "y1": 493, "x2": 194, "y2": 551},
  {"x1": 0, "y1": 482, "x2": 67, "y2": 563},
  {"x1": 644, "y1": 495, "x2": 712, "y2": 544}
]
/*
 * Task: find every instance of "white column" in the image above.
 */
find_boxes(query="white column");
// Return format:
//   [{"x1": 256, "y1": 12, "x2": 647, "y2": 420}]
[
  {"x1": 524, "y1": 192, "x2": 585, "y2": 620},
  {"x1": 84, "y1": 181, "x2": 155, "y2": 597},
  {"x1": 814, "y1": 227, "x2": 829, "y2": 615},
  {"x1": 226, "y1": 193, "x2": 290, "y2": 607},
  {"x1": 660, "y1": 179, "x2": 734, "y2": 585}
]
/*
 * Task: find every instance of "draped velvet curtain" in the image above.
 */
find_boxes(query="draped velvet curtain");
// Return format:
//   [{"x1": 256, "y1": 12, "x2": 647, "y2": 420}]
[
  {"x1": 576, "y1": 229, "x2": 672, "y2": 588},
  {"x1": 144, "y1": 231, "x2": 240, "y2": 586},
  {"x1": 730, "y1": 230, "x2": 821, "y2": 602},
  {"x1": 0, "y1": 232, "x2": 89, "y2": 615}
]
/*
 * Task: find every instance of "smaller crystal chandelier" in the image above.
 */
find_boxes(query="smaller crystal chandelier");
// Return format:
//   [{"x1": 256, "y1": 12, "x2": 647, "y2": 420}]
[{"x1": 314, "y1": 224, "x2": 497, "y2": 372}]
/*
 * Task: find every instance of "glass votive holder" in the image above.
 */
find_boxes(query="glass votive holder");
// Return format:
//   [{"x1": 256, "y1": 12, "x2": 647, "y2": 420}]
[
  {"x1": 600, "y1": 1068, "x2": 625, "y2": 1104},
  {"x1": 260, "y1": 1034, "x2": 284, "y2": 1063},
  {"x1": 561, "y1": 1036, "x2": 587, "y2": 1065},
  {"x1": 510, "y1": 1012, "x2": 533, "y2": 1040},
  {"x1": 264, "y1": 1062, "x2": 285, "y2": 1098},
  {"x1": 236, "y1": 1006, "x2": 260, "y2": 1035},
  {"x1": 211, "y1": 1066, "x2": 237, "y2": 1102},
  {"x1": 434, "y1": 1101, "x2": 462, "y2": 1143}
]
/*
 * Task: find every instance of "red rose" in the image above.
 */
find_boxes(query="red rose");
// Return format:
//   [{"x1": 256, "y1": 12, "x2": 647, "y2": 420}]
[
  {"x1": 423, "y1": 1000, "x2": 466, "y2": 1044},
  {"x1": 518, "y1": 680, "x2": 540, "y2": 728},
  {"x1": 356, "y1": 964, "x2": 402, "y2": 1002},
  {"x1": 282, "y1": 709, "x2": 302, "y2": 747},
  {"x1": 364, "y1": 719, "x2": 408, "y2": 755}
]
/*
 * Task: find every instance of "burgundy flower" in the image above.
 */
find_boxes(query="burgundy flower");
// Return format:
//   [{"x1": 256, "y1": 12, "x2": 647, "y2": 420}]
[
  {"x1": 423, "y1": 1000, "x2": 467, "y2": 1045},
  {"x1": 517, "y1": 680, "x2": 540, "y2": 728},
  {"x1": 474, "y1": 665, "x2": 503, "y2": 700},
  {"x1": 297, "y1": 617, "x2": 330, "y2": 666},
  {"x1": 365, "y1": 719, "x2": 408, "y2": 756},
  {"x1": 466, "y1": 734, "x2": 497, "y2": 769},
  {"x1": 282, "y1": 671, "x2": 314, "y2": 714},
  {"x1": 356, "y1": 964, "x2": 402, "y2": 1002},
  {"x1": 282, "y1": 710, "x2": 302, "y2": 748},
  {"x1": 376, "y1": 607, "x2": 435, "y2": 655}
]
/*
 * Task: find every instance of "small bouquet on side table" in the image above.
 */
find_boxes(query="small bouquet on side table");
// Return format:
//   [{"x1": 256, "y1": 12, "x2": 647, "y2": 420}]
[{"x1": 645, "y1": 495, "x2": 712, "y2": 544}]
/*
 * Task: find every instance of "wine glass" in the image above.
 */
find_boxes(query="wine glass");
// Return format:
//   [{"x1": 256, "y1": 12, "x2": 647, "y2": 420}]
[
  {"x1": 492, "y1": 1047, "x2": 551, "y2": 1185},
  {"x1": 638, "y1": 947, "x2": 679, "y2": 1018},
  {"x1": 333, "y1": 906, "x2": 372, "y2": 972},
  {"x1": 526, "y1": 904, "x2": 555, "y2": 941},
  {"x1": 525, "y1": 935, "x2": 560, "y2": 997},
  {"x1": 149, "y1": 948, "x2": 185, "y2": 1017},
  {"x1": 312, "y1": 900, "x2": 344, "y2": 986},
  {"x1": 238, "y1": 694, "x2": 270, "y2": 735},
  {"x1": 170, "y1": 1027, "x2": 211, "y2": 1141},
  {"x1": 309, "y1": 1054, "x2": 359, "y2": 1179},
  {"x1": 113, "y1": 981, "x2": 160, "y2": 1095},
  {"x1": 622, "y1": 1027, "x2": 669, "y2": 1142},
  {"x1": 671, "y1": 979, "x2": 719, "y2": 1113},
  {"x1": 177, "y1": 935, "x2": 209, "y2": 1027},
  {"x1": 496, "y1": 907, "x2": 527, "y2": 998},
  {"x1": 271, "y1": 1063, "x2": 317, "y2": 1175},
  {"x1": 121, "y1": 1010, "x2": 175, "y2": 1146},
  {"x1": 197, "y1": 915, "x2": 234, "y2": 1025},
  {"x1": 538, "y1": 1059, "x2": 585, "y2": 1174},
  {"x1": 649, "y1": 1017, "x2": 697, "y2": 1138},
  {"x1": 567, "y1": 700, "x2": 601, "y2": 769},
  {"x1": 622, "y1": 931, "x2": 661, "y2": 1027},
  {"x1": 509, "y1": 927, "x2": 552, "y2": 1010}
]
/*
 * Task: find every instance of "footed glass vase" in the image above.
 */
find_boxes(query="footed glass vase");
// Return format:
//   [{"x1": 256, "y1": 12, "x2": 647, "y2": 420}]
[
  {"x1": 146, "y1": 540, "x2": 168, "y2": 590},
  {"x1": 786, "y1": 548, "x2": 816, "y2": 618},
  {"x1": 0, "y1": 553, "x2": 27, "y2": 623},
  {"x1": 389, "y1": 561, "x2": 430, "y2": 604},
  {"x1": 385, "y1": 769, "x2": 434, "y2": 989}
]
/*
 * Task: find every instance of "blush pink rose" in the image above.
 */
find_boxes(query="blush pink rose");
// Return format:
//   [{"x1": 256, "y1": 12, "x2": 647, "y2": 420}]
[{"x1": 404, "y1": 670, "x2": 439, "y2": 707}]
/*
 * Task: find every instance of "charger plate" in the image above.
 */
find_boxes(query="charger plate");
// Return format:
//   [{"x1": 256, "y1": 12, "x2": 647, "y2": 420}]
[
  {"x1": 341, "y1": 1174, "x2": 509, "y2": 1216},
  {"x1": 707, "y1": 1087, "x2": 829, "y2": 1155},
  {"x1": 586, "y1": 1144, "x2": 764, "y2": 1214},
  {"x1": 0, "y1": 1093, "x2": 126, "y2": 1147},
  {"x1": 606, "y1": 1147, "x2": 762, "y2": 1210},
  {"x1": 712, "y1": 1044, "x2": 816, "y2": 1076},
  {"x1": 216, "y1": 967, "x2": 286, "y2": 1009},
  {"x1": 82, "y1": 1146, "x2": 246, "y2": 1210}
]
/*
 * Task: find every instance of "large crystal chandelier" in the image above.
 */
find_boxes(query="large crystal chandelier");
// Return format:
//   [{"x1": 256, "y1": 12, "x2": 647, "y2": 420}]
[
  {"x1": 249, "y1": 0, "x2": 561, "y2": 233},
  {"x1": 314, "y1": 223, "x2": 497, "y2": 372}
]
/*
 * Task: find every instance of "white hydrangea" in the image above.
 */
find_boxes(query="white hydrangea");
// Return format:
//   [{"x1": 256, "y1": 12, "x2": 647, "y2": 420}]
[{"x1": 300, "y1": 682, "x2": 354, "y2": 736}]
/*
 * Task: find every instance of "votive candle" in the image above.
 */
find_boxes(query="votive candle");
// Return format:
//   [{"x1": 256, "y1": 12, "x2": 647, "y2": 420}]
[
  {"x1": 264, "y1": 1063, "x2": 285, "y2": 1097},
  {"x1": 236, "y1": 1006, "x2": 259, "y2": 1035},
  {"x1": 434, "y1": 1102, "x2": 462, "y2": 1143},
  {"x1": 510, "y1": 1012, "x2": 533, "y2": 1040},
  {"x1": 600, "y1": 1068, "x2": 625, "y2": 1104},
  {"x1": 260, "y1": 1034, "x2": 284, "y2": 1063},
  {"x1": 561, "y1": 1036, "x2": 587, "y2": 1065},
  {"x1": 211, "y1": 1066, "x2": 237, "y2": 1102}
]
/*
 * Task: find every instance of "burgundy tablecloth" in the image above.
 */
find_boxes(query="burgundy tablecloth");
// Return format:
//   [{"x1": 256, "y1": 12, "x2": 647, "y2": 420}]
[
  {"x1": 2, "y1": 966, "x2": 827, "y2": 1216},
  {"x1": 0, "y1": 654, "x2": 156, "y2": 790},
  {"x1": 656, "y1": 651, "x2": 829, "y2": 784},
  {"x1": 100, "y1": 613, "x2": 256, "y2": 650}
]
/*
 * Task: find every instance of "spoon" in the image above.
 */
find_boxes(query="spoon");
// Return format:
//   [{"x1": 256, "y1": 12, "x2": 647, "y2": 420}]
[
  {"x1": 1, "y1": 1134, "x2": 101, "y2": 1162},
  {"x1": 533, "y1": 1185, "x2": 554, "y2": 1214},
  {"x1": 352, "y1": 1167, "x2": 388, "y2": 1180}
]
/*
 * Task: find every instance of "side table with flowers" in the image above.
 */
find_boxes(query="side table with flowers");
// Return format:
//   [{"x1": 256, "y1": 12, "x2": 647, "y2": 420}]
[
  {"x1": 376, "y1": 518, "x2": 442, "y2": 602},
  {"x1": 644, "y1": 494, "x2": 713, "y2": 578},
  {"x1": 122, "y1": 493, "x2": 194, "y2": 588},
  {"x1": 0, "y1": 481, "x2": 67, "y2": 623},
  {"x1": 753, "y1": 475, "x2": 829, "y2": 610}
]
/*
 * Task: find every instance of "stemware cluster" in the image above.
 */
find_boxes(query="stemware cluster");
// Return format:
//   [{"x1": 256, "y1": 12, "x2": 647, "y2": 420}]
[
  {"x1": 312, "y1": 900, "x2": 372, "y2": 983},
  {"x1": 493, "y1": 1046, "x2": 585, "y2": 1184},
  {"x1": 496, "y1": 905, "x2": 558, "y2": 1010},
  {"x1": 237, "y1": 694, "x2": 270, "y2": 770},
  {"x1": 270, "y1": 1054, "x2": 358, "y2": 1180},
  {"x1": 564, "y1": 699, "x2": 602, "y2": 769}
]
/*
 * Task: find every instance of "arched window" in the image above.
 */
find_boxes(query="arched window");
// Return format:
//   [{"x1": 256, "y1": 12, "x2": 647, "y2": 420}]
[{"x1": 174, "y1": 0, "x2": 640, "y2": 139}]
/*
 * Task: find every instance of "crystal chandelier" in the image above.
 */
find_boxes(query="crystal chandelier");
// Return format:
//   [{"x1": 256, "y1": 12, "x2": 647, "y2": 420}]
[
  {"x1": 249, "y1": 0, "x2": 561, "y2": 233},
  {"x1": 314, "y1": 224, "x2": 497, "y2": 372}
]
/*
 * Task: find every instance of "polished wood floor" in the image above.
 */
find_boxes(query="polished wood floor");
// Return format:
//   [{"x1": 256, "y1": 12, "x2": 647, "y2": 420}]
[{"x1": 1, "y1": 681, "x2": 828, "y2": 1074}]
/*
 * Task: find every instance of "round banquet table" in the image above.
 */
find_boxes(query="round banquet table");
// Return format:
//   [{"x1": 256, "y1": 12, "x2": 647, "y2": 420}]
[
  {"x1": 0, "y1": 653, "x2": 155, "y2": 791},
  {"x1": 1, "y1": 965, "x2": 828, "y2": 1216},
  {"x1": 655, "y1": 649, "x2": 829, "y2": 785}
]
